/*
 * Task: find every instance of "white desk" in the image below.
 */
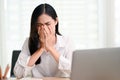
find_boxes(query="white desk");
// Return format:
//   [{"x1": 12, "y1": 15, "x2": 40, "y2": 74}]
[
  {"x1": 42, "y1": 77, "x2": 70, "y2": 80},
  {"x1": 9, "y1": 77, "x2": 70, "y2": 80}
]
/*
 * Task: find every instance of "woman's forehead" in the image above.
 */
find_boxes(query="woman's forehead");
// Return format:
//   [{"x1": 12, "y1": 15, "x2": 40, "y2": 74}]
[{"x1": 37, "y1": 14, "x2": 54, "y2": 23}]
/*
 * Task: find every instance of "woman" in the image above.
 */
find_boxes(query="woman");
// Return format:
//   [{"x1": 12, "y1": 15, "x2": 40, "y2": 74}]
[{"x1": 14, "y1": 3, "x2": 74, "y2": 78}]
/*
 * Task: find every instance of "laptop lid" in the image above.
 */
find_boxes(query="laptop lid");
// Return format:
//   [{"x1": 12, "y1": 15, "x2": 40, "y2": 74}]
[{"x1": 71, "y1": 47, "x2": 120, "y2": 80}]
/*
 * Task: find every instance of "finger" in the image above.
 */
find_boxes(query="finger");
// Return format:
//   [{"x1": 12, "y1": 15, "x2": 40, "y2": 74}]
[
  {"x1": 50, "y1": 26, "x2": 55, "y2": 35},
  {"x1": 38, "y1": 28, "x2": 39, "y2": 34},
  {"x1": 39, "y1": 27, "x2": 43, "y2": 34},
  {"x1": 43, "y1": 28, "x2": 48, "y2": 38},
  {"x1": 39, "y1": 28, "x2": 44, "y2": 37},
  {"x1": 48, "y1": 26, "x2": 52, "y2": 34},
  {"x1": 40, "y1": 31, "x2": 45, "y2": 42},
  {"x1": 38, "y1": 27, "x2": 41, "y2": 35},
  {"x1": 44, "y1": 26, "x2": 50, "y2": 35},
  {"x1": 38, "y1": 28, "x2": 43, "y2": 40}
]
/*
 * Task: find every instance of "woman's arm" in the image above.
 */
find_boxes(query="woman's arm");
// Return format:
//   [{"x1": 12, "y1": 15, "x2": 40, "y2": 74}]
[
  {"x1": 48, "y1": 47, "x2": 60, "y2": 63},
  {"x1": 14, "y1": 39, "x2": 31, "y2": 78},
  {"x1": 27, "y1": 48, "x2": 44, "y2": 66},
  {"x1": 47, "y1": 35, "x2": 74, "y2": 77},
  {"x1": 57, "y1": 36, "x2": 74, "y2": 77},
  {"x1": 14, "y1": 38, "x2": 44, "y2": 78}
]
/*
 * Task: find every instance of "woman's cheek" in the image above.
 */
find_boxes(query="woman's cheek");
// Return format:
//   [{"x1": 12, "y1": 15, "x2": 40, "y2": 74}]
[{"x1": 37, "y1": 27, "x2": 41, "y2": 31}]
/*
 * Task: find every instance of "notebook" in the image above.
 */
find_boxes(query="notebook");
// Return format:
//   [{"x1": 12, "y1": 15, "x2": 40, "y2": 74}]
[
  {"x1": 9, "y1": 77, "x2": 43, "y2": 80},
  {"x1": 71, "y1": 47, "x2": 120, "y2": 80}
]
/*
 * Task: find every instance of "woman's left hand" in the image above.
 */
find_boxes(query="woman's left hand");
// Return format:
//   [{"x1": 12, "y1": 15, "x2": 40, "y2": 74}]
[{"x1": 43, "y1": 26, "x2": 56, "y2": 51}]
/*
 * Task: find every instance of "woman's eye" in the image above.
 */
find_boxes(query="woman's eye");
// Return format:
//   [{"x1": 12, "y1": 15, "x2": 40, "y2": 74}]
[
  {"x1": 46, "y1": 24, "x2": 50, "y2": 26},
  {"x1": 37, "y1": 24, "x2": 42, "y2": 27}
]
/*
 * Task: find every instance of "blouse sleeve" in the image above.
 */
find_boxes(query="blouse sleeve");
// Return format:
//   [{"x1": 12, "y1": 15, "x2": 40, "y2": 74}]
[
  {"x1": 14, "y1": 38, "x2": 35, "y2": 78},
  {"x1": 58, "y1": 36, "x2": 75, "y2": 77}
]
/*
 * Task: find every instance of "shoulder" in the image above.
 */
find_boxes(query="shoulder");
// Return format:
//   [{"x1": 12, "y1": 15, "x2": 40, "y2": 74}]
[
  {"x1": 22, "y1": 37, "x2": 29, "y2": 48},
  {"x1": 59, "y1": 34, "x2": 72, "y2": 43},
  {"x1": 23, "y1": 37, "x2": 29, "y2": 44},
  {"x1": 59, "y1": 34, "x2": 76, "y2": 50},
  {"x1": 57, "y1": 34, "x2": 73, "y2": 47}
]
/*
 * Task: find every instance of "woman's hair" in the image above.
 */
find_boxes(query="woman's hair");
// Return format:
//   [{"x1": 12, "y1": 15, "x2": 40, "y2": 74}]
[{"x1": 29, "y1": 3, "x2": 61, "y2": 65}]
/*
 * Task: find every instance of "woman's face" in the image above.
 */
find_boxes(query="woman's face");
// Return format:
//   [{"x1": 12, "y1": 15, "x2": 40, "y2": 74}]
[{"x1": 36, "y1": 14, "x2": 57, "y2": 35}]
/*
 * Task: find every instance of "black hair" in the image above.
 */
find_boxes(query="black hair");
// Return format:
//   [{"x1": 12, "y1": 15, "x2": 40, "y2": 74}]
[{"x1": 29, "y1": 3, "x2": 61, "y2": 65}]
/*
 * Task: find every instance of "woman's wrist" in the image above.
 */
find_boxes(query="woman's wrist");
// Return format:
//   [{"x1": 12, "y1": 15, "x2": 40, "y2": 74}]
[
  {"x1": 38, "y1": 47, "x2": 45, "y2": 52},
  {"x1": 48, "y1": 47, "x2": 55, "y2": 53},
  {"x1": 48, "y1": 47, "x2": 60, "y2": 63}
]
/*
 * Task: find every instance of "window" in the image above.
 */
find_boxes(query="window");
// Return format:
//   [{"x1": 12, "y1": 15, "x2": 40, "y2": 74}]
[
  {"x1": 1, "y1": 0, "x2": 118, "y2": 75},
  {"x1": 115, "y1": 0, "x2": 120, "y2": 46}
]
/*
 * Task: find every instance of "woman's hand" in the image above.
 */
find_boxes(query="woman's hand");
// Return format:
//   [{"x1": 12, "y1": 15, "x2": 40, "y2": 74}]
[
  {"x1": 38, "y1": 27, "x2": 45, "y2": 49},
  {"x1": 38, "y1": 26, "x2": 60, "y2": 63},
  {"x1": 38, "y1": 25, "x2": 56, "y2": 52},
  {"x1": 43, "y1": 26, "x2": 56, "y2": 51}
]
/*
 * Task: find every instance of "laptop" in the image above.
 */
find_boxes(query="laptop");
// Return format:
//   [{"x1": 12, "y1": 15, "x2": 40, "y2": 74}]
[{"x1": 71, "y1": 47, "x2": 120, "y2": 80}]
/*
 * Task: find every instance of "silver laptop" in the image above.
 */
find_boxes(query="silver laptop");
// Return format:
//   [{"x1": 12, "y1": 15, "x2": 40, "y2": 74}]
[{"x1": 71, "y1": 47, "x2": 120, "y2": 80}]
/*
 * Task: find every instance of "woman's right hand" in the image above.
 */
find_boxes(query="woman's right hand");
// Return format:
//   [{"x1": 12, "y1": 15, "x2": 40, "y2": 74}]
[{"x1": 38, "y1": 27, "x2": 45, "y2": 49}]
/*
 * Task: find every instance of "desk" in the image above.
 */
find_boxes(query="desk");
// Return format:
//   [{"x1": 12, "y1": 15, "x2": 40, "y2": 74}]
[
  {"x1": 42, "y1": 77, "x2": 70, "y2": 80},
  {"x1": 9, "y1": 77, "x2": 70, "y2": 80}
]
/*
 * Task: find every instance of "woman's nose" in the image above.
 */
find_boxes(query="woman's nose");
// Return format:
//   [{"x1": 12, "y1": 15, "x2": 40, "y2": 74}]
[
  {"x1": 41, "y1": 26, "x2": 44, "y2": 29},
  {"x1": 41, "y1": 25, "x2": 46, "y2": 28}
]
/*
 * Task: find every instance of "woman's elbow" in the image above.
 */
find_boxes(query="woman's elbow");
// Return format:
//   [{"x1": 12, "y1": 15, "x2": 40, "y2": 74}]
[{"x1": 14, "y1": 66, "x2": 24, "y2": 79}]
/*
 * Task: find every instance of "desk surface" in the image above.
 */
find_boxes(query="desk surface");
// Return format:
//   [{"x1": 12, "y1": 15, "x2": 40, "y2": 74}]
[
  {"x1": 9, "y1": 77, "x2": 70, "y2": 80},
  {"x1": 43, "y1": 77, "x2": 70, "y2": 80}
]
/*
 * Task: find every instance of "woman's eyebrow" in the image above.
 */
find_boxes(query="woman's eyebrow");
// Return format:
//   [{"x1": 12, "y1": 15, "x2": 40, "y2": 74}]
[
  {"x1": 45, "y1": 21, "x2": 51, "y2": 24},
  {"x1": 36, "y1": 23, "x2": 42, "y2": 25},
  {"x1": 37, "y1": 21, "x2": 51, "y2": 25}
]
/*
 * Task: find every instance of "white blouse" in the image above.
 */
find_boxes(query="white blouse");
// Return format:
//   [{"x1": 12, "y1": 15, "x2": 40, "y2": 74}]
[{"x1": 14, "y1": 35, "x2": 74, "y2": 78}]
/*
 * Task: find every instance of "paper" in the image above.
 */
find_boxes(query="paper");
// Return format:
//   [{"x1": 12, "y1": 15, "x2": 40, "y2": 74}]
[{"x1": 20, "y1": 78, "x2": 43, "y2": 80}]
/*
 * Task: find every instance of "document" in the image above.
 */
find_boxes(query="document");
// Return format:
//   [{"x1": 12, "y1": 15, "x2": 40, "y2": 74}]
[{"x1": 20, "y1": 78, "x2": 43, "y2": 80}]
